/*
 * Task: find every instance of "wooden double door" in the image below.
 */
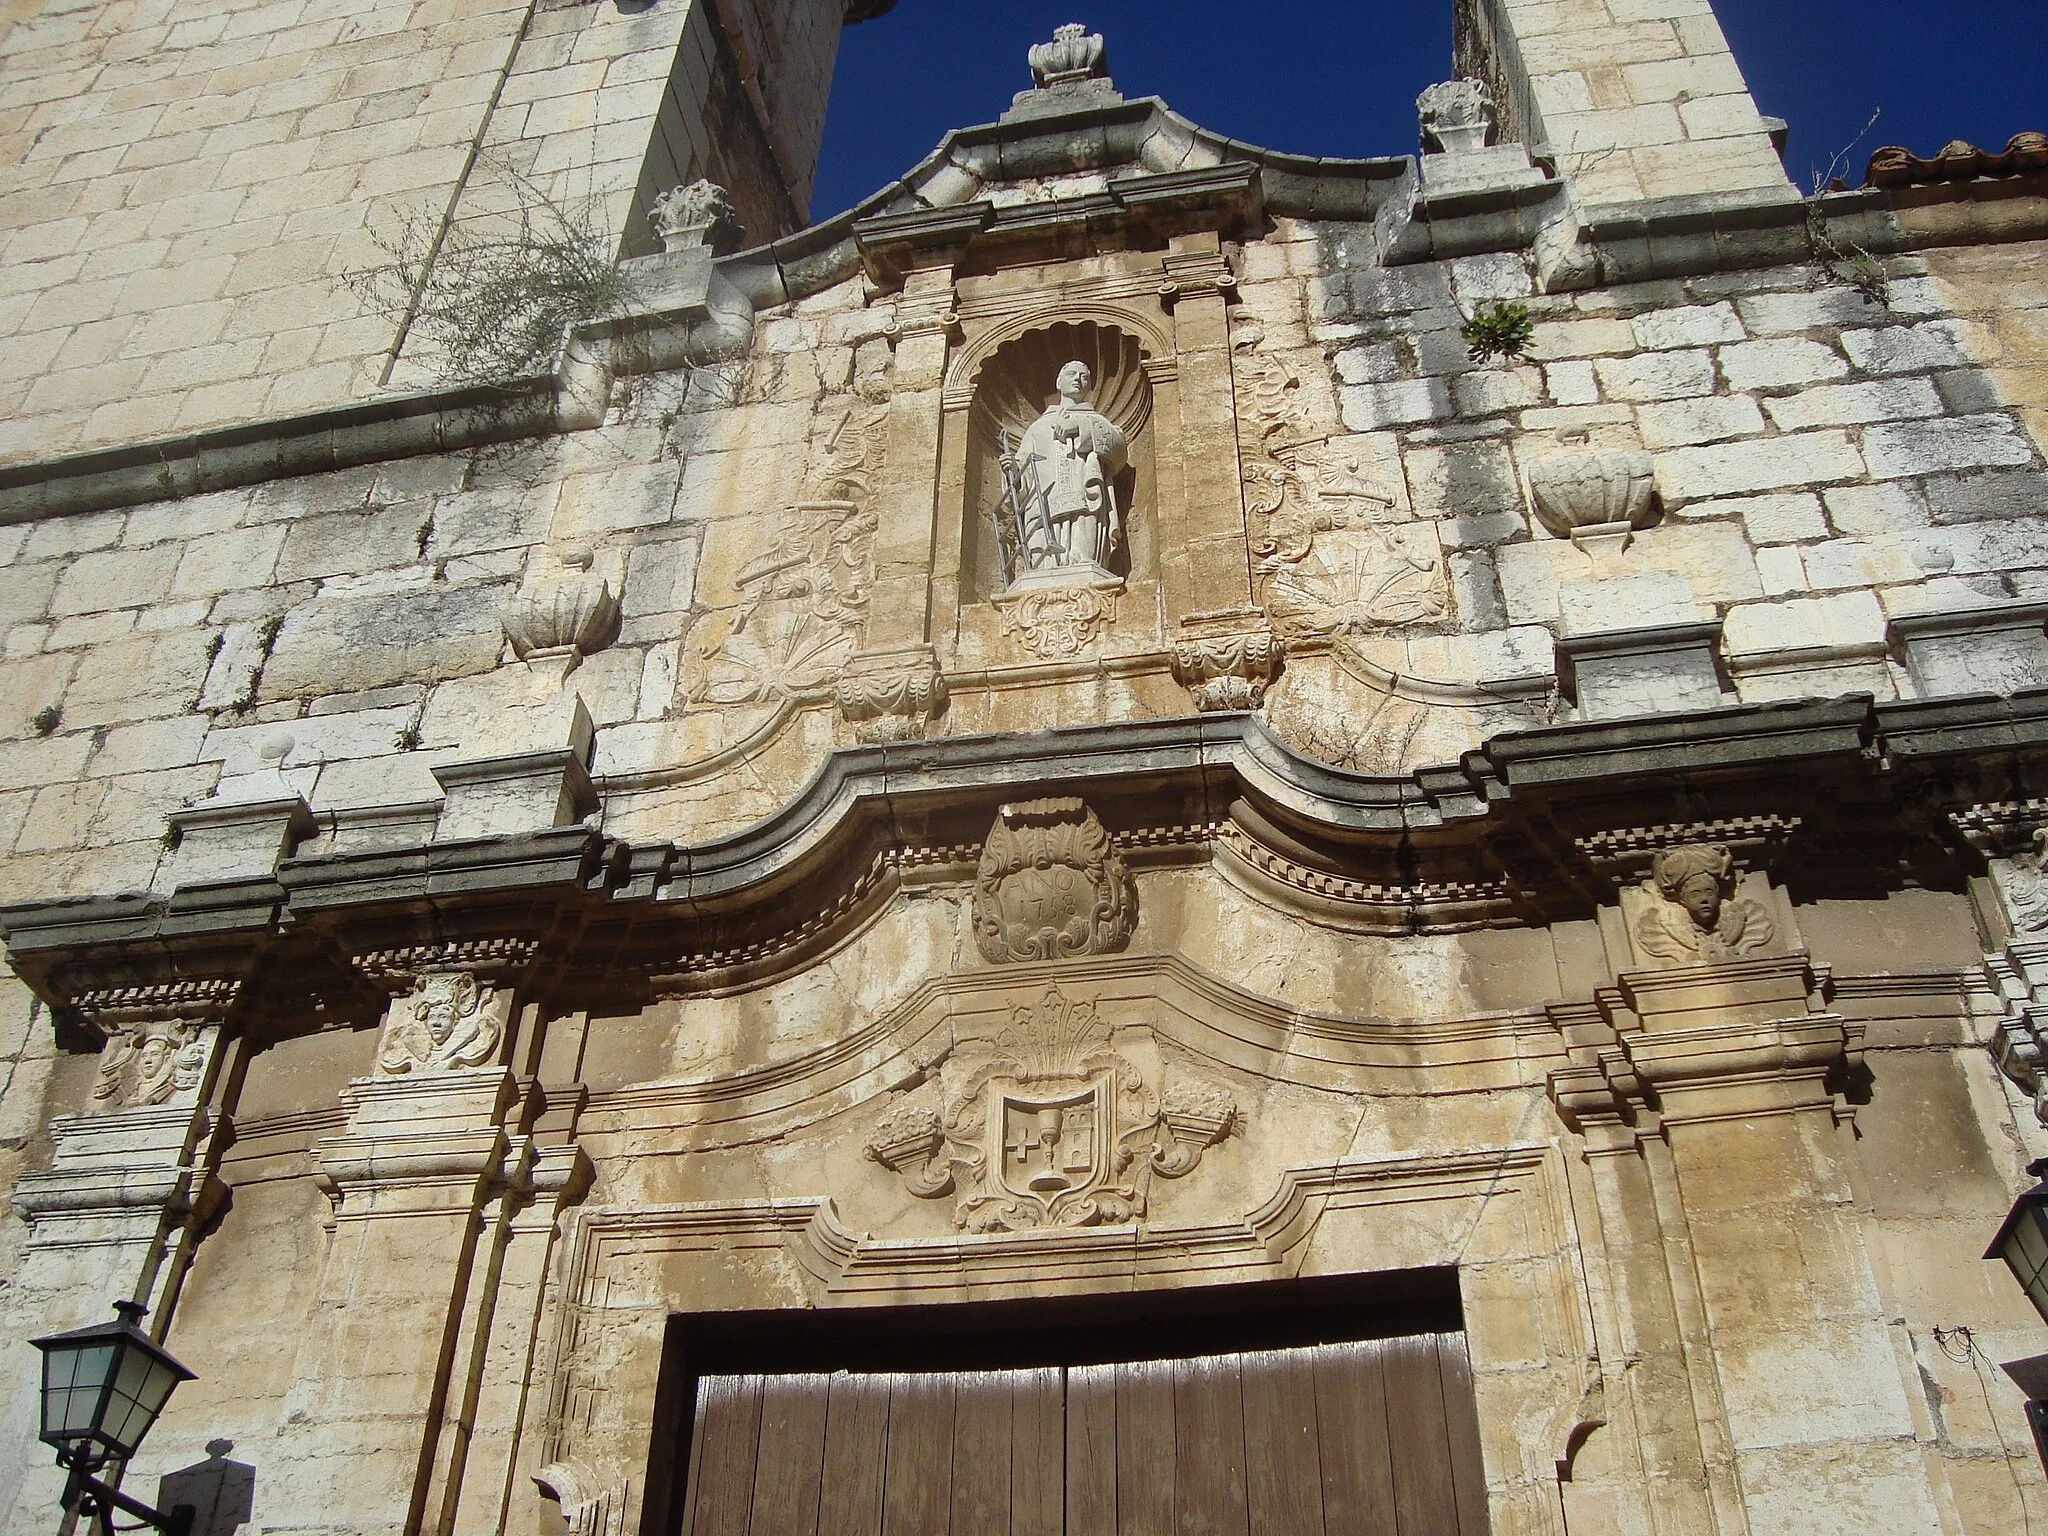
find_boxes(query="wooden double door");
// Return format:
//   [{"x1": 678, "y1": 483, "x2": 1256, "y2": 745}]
[{"x1": 678, "y1": 1333, "x2": 1489, "y2": 1536}]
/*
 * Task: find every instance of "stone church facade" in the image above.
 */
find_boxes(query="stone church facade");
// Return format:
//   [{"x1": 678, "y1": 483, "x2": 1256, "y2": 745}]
[{"x1": 2, "y1": 1, "x2": 2048, "y2": 1533}]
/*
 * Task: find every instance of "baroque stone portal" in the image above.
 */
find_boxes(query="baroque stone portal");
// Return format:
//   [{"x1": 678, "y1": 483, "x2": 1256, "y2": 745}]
[{"x1": 864, "y1": 984, "x2": 1234, "y2": 1232}]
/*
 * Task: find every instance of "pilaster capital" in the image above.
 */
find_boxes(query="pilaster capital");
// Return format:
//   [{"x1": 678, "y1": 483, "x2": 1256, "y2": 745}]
[
  {"x1": 837, "y1": 643, "x2": 948, "y2": 742},
  {"x1": 1170, "y1": 612, "x2": 1279, "y2": 712}
]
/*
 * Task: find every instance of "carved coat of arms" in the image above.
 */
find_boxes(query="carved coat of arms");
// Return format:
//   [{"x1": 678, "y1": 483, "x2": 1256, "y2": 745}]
[
  {"x1": 865, "y1": 986, "x2": 1235, "y2": 1232},
  {"x1": 971, "y1": 798, "x2": 1137, "y2": 963}
]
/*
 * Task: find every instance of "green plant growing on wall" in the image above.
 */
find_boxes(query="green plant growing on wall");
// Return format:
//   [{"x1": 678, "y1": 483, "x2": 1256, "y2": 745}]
[
  {"x1": 1460, "y1": 301, "x2": 1536, "y2": 364},
  {"x1": 1805, "y1": 110, "x2": 1891, "y2": 309},
  {"x1": 345, "y1": 159, "x2": 644, "y2": 389}
]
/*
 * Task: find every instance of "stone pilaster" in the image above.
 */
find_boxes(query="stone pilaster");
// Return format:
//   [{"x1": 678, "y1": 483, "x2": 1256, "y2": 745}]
[
  {"x1": 1161, "y1": 231, "x2": 1253, "y2": 623},
  {"x1": 283, "y1": 1065, "x2": 520, "y2": 1534}
]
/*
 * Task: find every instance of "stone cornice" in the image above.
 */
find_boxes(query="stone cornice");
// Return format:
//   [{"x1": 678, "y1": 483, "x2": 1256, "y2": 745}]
[{"x1": 6, "y1": 694, "x2": 2048, "y2": 1013}]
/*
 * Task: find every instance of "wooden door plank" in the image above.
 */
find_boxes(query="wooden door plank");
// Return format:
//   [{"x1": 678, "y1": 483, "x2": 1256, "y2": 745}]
[
  {"x1": 948, "y1": 1369, "x2": 1013, "y2": 1536},
  {"x1": 1065, "y1": 1363, "x2": 1118, "y2": 1536},
  {"x1": 1382, "y1": 1334, "x2": 1460, "y2": 1536},
  {"x1": 1313, "y1": 1340, "x2": 1398, "y2": 1536},
  {"x1": 679, "y1": 1376, "x2": 718, "y2": 1536},
  {"x1": 750, "y1": 1373, "x2": 832, "y2": 1536},
  {"x1": 1435, "y1": 1335, "x2": 1492, "y2": 1536},
  {"x1": 1010, "y1": 1366, "x2": 1064, "y2": 1536},
  {"x1": 1115, "y1": 1357, "x2": 1176, "y2": 1536},
  {"x1": 1241, "y1": 1346, "x2": 1326, "y2": 1536},
  {"x1": 882, "y1": 1373, "x2": 954, "y2": 1536},
  {"x1": 818, "y1": 1372, "x2": 891, "y2": 1536},
  {"x1": 1173, "y1": 1352, "x2": 1249, "y2": 1536},
  {"x1": 687, "y1": 1374, "x2": 764, "y2": 1536}
]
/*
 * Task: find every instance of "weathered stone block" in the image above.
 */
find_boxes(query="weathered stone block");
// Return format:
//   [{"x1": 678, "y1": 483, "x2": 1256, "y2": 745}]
[
  {"x1": 47, "y1": 544, "x2": 181, "y2": 617},
  {"x1": 1841, "y1": 319, "x2": 1993, "y2": 376},
  {"x1": 1761, "y1": 377, "x2": 1943, "y2": 432},
  {"x1": 1631, "y1": 302, "x2": 1744, "y2": 350},
  {"x1": 1824, "y1": 482, "x2": 1929, "y2": 535},
  {"x1": 1339, "y1": 378, "x2": 1452, "y2": 431},
  {"x1": 1594, "y1": 349, "x2": 1715, "y2": 401},
  {"x1": 1654, "y1": 431, "x2": 1863, "y2": 502},
  {"x1": 260, "y1": 583, "x2": 510, "y2": 700},
  {"x1": 1920, "y1": 468, "x2": 2048, "y2": 525},
  {"x1": 1717, "y1": 337, "x2": 1849, "y2": 390},
  {"x1": 1637, "y1": 393, "x2": 1766, "y2": 448},
  {"x1": 1861, "y1": 414, "x2": 2036, "y2": 481}
]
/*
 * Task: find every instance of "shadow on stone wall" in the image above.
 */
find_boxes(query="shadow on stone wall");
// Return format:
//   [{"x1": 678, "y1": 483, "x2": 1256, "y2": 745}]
[{"x1": 154, "y1": 1440, "x2": 255, "y2": 1536}]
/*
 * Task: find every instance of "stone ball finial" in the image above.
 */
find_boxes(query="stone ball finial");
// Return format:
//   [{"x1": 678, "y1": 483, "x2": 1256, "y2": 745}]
[
  {"x1": 1029, "y1": 22, "x2": 1109, "y2": 88},
  {"x1": 649, "y1": 179, "x2": 744, "y2": 256},
  {"x1": 1418, "y1": 78, "x2": 1499, "y2": 155}
]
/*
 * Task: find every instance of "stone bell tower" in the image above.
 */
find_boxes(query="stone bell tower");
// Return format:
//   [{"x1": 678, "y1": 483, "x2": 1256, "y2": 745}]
[
  {"x1": 0, "y1": 0, "x2": 893, "y2": 466},
  {"x1": 1453, "y1": 0, "x2": 1792, "y2": 205}
]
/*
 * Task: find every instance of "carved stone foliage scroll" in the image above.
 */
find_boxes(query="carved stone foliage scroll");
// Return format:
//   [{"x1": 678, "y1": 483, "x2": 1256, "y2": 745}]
[
  {"x1": 375, "y1": 969, "x2": 506, "y2": 1074},
  {"x1": 684, "y1": 500, "x2": 878, "y2": 706},
  {"x1": 683, "y1": 404, "x2": 887, "y2": 711},
  {"x1": 1633, "y1": 844, "x2": 1776, "y2": 965},
  {"x1": 1171, "y1": 615, "x2": 1280, "y2": 712},
  {"x1": 972, "y1": 798, "x2": 1137, "y2": 963},
  {"x1": 864, "y1": 985, "x2": 1235, "y2": 1232}
]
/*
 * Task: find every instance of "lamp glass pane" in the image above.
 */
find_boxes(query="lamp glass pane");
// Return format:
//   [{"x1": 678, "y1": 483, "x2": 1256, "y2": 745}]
[
  {"x1": 99, "y1": 1342, "x2": 164, "y2": 1458},
  {"x1": 2016, "y1": 1208, "x2": 2048, "y2": 1271},
  {"x1": 41, "y1": 1343, "x2": 113, "y2": 1440}
]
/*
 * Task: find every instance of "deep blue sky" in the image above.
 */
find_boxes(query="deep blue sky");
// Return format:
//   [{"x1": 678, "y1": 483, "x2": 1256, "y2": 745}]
[{"x1": 812, "y1": 1, "x2": 2039, "y2": 219}]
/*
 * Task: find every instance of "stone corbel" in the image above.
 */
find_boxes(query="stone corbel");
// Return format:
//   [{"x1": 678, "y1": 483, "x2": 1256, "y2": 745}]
[
  {"x1": 1170, "y1": 612, "x2": 1280, "y2": 712},
  {"x1": 837, "y1": 643, "x2": 948, "y2": 743},
  {"x1": 345, "y1": 939, "x2": 537, "y2": 1079}
]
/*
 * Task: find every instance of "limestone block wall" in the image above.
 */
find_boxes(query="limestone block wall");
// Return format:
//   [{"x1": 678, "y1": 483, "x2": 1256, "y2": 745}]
[{"x1": 0, "y1": 0, "x2": 850, "y2": 463}]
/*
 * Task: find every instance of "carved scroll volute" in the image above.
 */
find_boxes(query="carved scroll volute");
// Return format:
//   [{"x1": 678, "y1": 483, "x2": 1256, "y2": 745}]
[{"x1": 971, "y1": 798, "x2": 1137, "y2": 963}]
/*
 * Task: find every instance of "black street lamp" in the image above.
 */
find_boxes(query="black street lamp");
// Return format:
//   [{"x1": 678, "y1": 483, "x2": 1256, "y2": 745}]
[
  {"x1": 1988, "y1": 1158, "x2": 2048, "y2": 1476},
  {"x1": 1987, "y1": 1157, "x2": 2048, "y2": 1324},
  {"x1": 29, "y1": 1301, "x2": 196, "y2": 1536}
]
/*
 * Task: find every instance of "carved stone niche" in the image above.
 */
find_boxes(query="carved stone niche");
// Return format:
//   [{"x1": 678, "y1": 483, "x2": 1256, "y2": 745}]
[
  {"x1": 972, "y1": 798, "x2": 1137, "y2": 963},
  {"x1": 864, "y1": 983, "x2": 1235, "y2": 1233},
  {"x1": 962, "y1": 321, "x2": 1155, "y2": 659}
]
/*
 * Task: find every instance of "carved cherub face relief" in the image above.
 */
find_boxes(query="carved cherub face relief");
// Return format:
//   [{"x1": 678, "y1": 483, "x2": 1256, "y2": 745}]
[
  {"x1": 1056, "y1": 361, "x2": 1093, "y2": 402},
  {"x1": 1675, "y1": 871, "x2": 1724, "y2": 932}
]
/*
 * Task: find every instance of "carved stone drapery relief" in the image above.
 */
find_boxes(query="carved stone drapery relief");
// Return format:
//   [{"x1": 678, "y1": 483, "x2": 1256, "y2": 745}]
[
  {"x1": 836, "y1": 643, "x2": 948, "y2": 743},
  {"x1": 1633, "y1": 845, "x2": 1776, "y2": 965},
  {"x1": 864, "y1": 984, "x2": 1234, "y2": 1232},
  {"x1": 375, "y1": 970, "x2": 506, "y2": 1074},
  {"x1": 972, "y1": 798, "x2": 1137, "y2": 963}
]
